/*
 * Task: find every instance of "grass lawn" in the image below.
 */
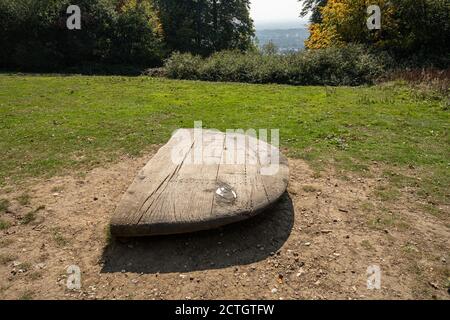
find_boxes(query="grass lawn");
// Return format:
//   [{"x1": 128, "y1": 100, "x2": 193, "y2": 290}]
[{"x1": 0, "y1": 75, "x2": 448, "y2": 206}]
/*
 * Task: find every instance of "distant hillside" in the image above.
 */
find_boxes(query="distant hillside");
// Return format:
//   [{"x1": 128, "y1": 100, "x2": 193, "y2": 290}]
[{"x1": 255, "y1": 28, "x2": 309, "y2": 52}]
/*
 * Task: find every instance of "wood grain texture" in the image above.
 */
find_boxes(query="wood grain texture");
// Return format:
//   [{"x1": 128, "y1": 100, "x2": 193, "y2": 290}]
[{"x1": 110, "y1": 129, "x2": 289, "y2": 236}]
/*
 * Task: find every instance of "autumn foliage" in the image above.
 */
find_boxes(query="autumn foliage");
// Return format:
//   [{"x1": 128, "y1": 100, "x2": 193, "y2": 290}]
[{"x1": 305, "y1": 0, "x2": 449, "y2": 66}]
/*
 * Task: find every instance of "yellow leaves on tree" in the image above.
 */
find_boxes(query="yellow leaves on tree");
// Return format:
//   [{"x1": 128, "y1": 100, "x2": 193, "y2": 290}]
[
  {"x1": 305, "y1": 23, "x2": 340, "y2": 49},
  {"x1": 305, "y1": 0, "x2": 396, "y2": 49}
]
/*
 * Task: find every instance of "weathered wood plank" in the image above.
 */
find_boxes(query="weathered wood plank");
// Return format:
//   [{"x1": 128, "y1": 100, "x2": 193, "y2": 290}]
[{"x1": 110, "y1": 129, "x2": 289, "y2": 236}]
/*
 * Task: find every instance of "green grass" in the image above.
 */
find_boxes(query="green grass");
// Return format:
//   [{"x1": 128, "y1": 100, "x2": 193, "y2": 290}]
[
  {"x1": 368, "y1": 211, "x2": 410, "y2": 231},
  {"x1": 16, "y1": 261, "x2": 32, "y2": 272},
  {"x1": 0, "y1": 75, "x2": 448, "y2": 206},
  {"x1": 16, "y1": 193, "x2": 31, "y2": 206},
  {"x1": 374, "y1": 185, "x2": 402, "y2": 202},
  {"x1": 18, "y1": 290, "x2": 34, "y2": 300},
  {"x1": 0, "y1": 219, "x2": 11, "y2": 230},
  {"x1": 21, "y1": 212, "x2": 36, "y2": 225},
  {"x1": 52, "y1": 228, "x2": 68, "y2": 247},
  {"x1": 0, "y1": 199, "x2": 10, "y2": 212},
  {"x1": 21, "y1": 205, "x2": 45, "y2": 225}
]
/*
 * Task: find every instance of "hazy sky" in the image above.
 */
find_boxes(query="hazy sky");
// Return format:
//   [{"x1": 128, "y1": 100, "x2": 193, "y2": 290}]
[{"x1": 250, "y1": 0, "x2": 308, "y2": 29}]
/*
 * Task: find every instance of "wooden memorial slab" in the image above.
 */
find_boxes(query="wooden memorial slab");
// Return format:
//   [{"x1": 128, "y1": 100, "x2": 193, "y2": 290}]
[{"x1": 110, "y1": 129, "x2": 289, "y2": 236}]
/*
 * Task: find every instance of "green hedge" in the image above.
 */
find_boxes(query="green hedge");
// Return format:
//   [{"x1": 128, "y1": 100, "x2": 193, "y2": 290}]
[{"x1": 165, "y1": 45, "x2": 390, "y2": 86}]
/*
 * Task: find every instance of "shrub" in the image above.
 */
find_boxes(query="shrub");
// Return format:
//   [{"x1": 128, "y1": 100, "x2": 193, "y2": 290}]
[
  {"x1": 198, "y1": 51, "x2": 260, "y2": 82},
  {"x1": 286, "y1": 46, "x2": 391, "y2": 86},
  {"x1": 164, "y1": 45, "x2": 390, "y2": 86},
  {"x1": 164, "y1": 52, "x2": 203, "y2": 79}
]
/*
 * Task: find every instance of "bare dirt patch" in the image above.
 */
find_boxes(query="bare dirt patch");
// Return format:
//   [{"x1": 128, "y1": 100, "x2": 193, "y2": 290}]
[{"x1": 0, "y1": 152, "x2": 448, "y2": 300}]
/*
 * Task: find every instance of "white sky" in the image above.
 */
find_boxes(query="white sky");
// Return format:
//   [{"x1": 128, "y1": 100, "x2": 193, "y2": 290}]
[{"x1": 250, "y1": 0, "x2": 308, "y2": 29}]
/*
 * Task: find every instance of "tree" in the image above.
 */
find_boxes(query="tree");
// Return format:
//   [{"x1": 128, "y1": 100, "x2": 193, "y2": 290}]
[
  {"x1": 212, "y1": 0, "x2": 254, "y2": 52},
  {"x1": 154, "y1": 0, "x2": 254, "y2": 56},
  {"x1": 0, "y1": 0, "x2": 165, "y2": 70},
  {"x1": 110, "y1": 0, "x2": 164, "y2": 65},
  {"x1": 261, "y1": 41, "x2": 278, "y2": 55},
  {"x1": 300, "y1": 0, "x2": 328, "y2": 23},
  {"x1": 304, "y1": 0, "x2": 449, "y2": 66},
  {"x1": 0, "y1": 0, "x2": 256, "y2": 71}
]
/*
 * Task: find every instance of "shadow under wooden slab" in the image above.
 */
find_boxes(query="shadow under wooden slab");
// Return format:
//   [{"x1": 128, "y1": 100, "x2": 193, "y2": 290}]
[{"x1": 101, "y1": 193, "x2": 294, "y2": 274}]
